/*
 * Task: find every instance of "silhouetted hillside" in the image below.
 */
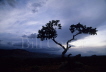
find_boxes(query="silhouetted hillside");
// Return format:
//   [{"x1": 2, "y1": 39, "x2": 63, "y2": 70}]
[{"x1": 0, "y1": 49, "x2": 57, "y2": 58}]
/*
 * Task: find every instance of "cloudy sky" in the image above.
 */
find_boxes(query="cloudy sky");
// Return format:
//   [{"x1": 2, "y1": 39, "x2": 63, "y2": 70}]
[{"x1": 0, "y1": 0, "x2": 106, "y2": 56}]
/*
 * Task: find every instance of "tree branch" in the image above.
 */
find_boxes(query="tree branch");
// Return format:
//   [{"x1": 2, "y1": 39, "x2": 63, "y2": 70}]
[
  {"x1": 66, "y1": 32, "x2": 81, "y2": 49},
  {"x1": 68, "y1": 46, "x2": 71, "y2": 48},
  {"x1": 52, "y1": 38, "x2": 65, "y2": 50}
]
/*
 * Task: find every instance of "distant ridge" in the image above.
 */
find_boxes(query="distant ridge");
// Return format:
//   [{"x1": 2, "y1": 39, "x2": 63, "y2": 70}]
[{"x1": 0, "y1": 49, "x2": 57, "y2": 58}]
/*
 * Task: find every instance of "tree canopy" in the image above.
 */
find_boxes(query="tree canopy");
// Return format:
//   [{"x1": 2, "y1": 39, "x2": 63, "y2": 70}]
[{"x1": 37, "y1": 20, "x2": 97, "y2": 58}]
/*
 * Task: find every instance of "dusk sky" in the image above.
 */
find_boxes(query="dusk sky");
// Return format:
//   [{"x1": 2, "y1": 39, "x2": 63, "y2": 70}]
[{"x1": 0, "y1": 0, "x2": 106, "y2": 56}]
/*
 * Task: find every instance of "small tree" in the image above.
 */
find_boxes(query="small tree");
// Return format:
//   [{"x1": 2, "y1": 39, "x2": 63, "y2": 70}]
[{"x1": 37, "y1": 20, "x2": 97, "y2": 58}]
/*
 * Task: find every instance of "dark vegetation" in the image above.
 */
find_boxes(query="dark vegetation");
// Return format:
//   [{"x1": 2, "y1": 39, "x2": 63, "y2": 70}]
[
  {"x1": 0, "y1": 49, "x2": 106, "y2": 72},
  {"x1": 37, "y1": 20, "x2": 97, "y2": 58}
]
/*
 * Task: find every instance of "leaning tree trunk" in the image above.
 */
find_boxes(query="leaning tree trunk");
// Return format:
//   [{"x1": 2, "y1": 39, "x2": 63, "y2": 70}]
[{"x1": 62, "y1": 49, "x2": 68, "y2": 61}]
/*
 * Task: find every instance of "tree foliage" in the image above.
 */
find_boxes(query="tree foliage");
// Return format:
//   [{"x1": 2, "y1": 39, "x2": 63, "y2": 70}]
[
  {"x1": 70, "y1": 23, "x2": 97, "y2": 35},
  {"x1": 37, "y1": 20, "x2": 97, "y2": 58},
  {"x1": 37, "y1": 20, "x2": 61, "y2": 41}
]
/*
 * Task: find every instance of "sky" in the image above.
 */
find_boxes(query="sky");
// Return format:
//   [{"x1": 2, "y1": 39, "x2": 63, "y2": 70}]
[{"x1": 0, "y1": 0, "x2": 106, "y2": 56}]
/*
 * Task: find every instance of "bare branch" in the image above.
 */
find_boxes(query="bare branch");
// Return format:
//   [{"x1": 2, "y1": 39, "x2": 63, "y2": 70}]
[
  {"x1": 68, "y1": 46, "x2": 71, "y2": 48},
  {"x1": 66, "y1": 32, "x2": 81, "y2": 49},
  {"x1": 52, "y1": 38, "x2": 65, "y2": 50}
]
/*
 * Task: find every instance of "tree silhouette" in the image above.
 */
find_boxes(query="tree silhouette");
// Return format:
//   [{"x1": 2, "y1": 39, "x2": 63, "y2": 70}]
[{"x1": 37, "y1": 20, "x2": 97, "y2": 58}]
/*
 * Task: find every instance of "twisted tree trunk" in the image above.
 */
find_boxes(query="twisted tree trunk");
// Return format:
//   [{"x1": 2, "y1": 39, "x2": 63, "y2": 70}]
[
  {"x1": 52, "y1": 32, "x2": 81, "y2": 60},
  {"x1": 61, "y1": 49, "x2": 68, "y2": 61},
  {"x1": 62, "y1": 49, "x2": 67, "y2": 58}
]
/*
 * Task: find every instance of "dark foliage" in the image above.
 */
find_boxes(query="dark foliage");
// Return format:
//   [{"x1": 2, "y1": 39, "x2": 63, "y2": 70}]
[
  {"x1": 37, "y1": 20, "x2": 61, "y2": 41},
  {"x1": 37, "y1": 20, "x2": 98, "y2": 58},
  {"x1": 69, "y1": 23, "x2": 97, "y2": 35}
]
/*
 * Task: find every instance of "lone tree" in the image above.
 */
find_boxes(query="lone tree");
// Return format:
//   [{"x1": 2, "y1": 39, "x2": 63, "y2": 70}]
[{"x1": 37, "y1": 20, "x2": 97, "y2": 58}]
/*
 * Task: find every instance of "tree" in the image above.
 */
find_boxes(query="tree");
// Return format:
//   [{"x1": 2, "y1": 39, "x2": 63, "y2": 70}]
[{"x1": 37, "y1": 20, "x2": 97, "y2": 58}]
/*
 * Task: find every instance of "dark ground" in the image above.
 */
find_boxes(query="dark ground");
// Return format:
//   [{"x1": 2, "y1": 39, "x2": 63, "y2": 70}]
[{"x1": 0, "y1": 56, "x2": 106, "y2": 72}]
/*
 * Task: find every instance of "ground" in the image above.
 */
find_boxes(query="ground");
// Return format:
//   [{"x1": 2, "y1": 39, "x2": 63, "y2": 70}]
[{"x1": 0, "y1": 56, "x2": 106, "y2": 72}]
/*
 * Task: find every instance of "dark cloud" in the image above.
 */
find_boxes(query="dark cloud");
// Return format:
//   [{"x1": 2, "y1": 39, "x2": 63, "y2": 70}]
[
  {"x1": 31, "y1": 2, "x2": 42, "y2": 13},
  {"x1": 0, "y1": 0, "x2": 16, "y2": 7},
  {"x1": 29, "y1": 1, "x2": 46, "y2": 13},
  {"x1": 0, "y1": 0, "x2": 46, "y2": 11},
  {"x1": 7, "y1": 0, "x2": 16, "y2": 7},
  {"x1": 0, "y1": 33, "x2": 21, "y2": 43},
  {"x1": 22, "y1": 33, "x2": 37, "y2": 39},
  {"x1": 28, "y1": 33, "x2": 36, "y2": 38},
  {"x1": 0, "y1": 0, "x2": 5, "y2": 5},
  {"x1": 22, "y1": 34, "x2": 27, "y2": 38},
  {"x1": 13, "y1": 42, "x2": 29, "y2": 48},
  {"x1": 0, "y1": 40, "x2": 3, "y2": 44}
]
